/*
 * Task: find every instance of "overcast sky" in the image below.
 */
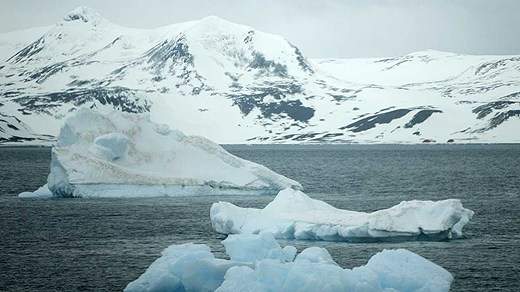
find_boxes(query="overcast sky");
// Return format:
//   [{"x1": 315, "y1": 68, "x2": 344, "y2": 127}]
[{"x1": 1, "y1": 0, "x2": 519, "y2": 58}]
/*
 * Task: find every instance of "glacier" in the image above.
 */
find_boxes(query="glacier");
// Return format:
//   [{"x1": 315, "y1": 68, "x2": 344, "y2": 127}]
[
  {"x1": 19, "y1": 109, "x2": 301, "y2": 198},
  {"x1": 211, "y1": 188, "x2": 474, "y2": 241},
  {"x1": 125, "y1": 233, "x2": 454, "y2": 292}
]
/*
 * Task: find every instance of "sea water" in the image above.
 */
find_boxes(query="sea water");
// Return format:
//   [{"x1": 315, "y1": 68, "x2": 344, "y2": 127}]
[{"x1": 0, "y1": 144, "x2": 519, "y2": 291}]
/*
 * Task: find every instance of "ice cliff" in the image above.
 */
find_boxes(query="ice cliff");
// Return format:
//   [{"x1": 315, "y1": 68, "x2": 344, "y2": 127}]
[{"x1": 20, "y1": 109, "x2": 301, "y2": 198}]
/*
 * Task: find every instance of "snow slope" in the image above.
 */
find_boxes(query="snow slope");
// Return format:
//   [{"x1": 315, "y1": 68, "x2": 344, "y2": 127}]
[
  {"x1": 211, "y1": 188, "x2": 473, "y2": 241},
  {"x1": 1, "y1": 6, "x2": 519, "y2": 144},
  {"x1": 0, "y1": 111, "x2": 54, "y2": 145},
  {"x1": 20, "y1": 109, "x2": 301, "y2": 198},
  {"x1": 125, "y1": 233, "x2": 453, "y2": 291},
  {"x1": 0, "y1": 26, "x2": 51, "y2": 61}
]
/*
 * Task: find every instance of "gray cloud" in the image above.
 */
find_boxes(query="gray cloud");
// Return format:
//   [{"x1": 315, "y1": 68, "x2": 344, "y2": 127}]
[{"x1": 0, "y1": 0, "x2": 519, "y2": 58}]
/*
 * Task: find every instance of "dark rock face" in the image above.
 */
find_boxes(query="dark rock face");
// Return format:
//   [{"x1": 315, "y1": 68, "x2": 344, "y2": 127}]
[
  {"x1": 7, "y1": 37, "x2": 46, "y2": 64},
  {"x1": 472, "y1": 97, "x2": 520, "y2": 131},
  {"x1": 232, "y1": 93, "x2": 314, "y2": 122},
  {"x1": 229, "y1": 81, "x2": 314, "y2": 122},
  {"x1": 250, "y1": 52, "x2": 288, "y2": 77},
  {"x1": 146, "y1": 36, "x2": 194, "y2": 69},
  {"x1": 486, "y1": 110, "x2": 520, "y2": 130},
  {"x1": 13, "y1": 87, "x2": 150, "y2": 115},
  {"x1": 475, "y1": 57, "x2": 520, "y2": 76},
  {"x1": 472, "y1": 100, "x2": 518, "y2": 119},
  {"x1": 290, "y1": 44, "x2": 314, "y2": 73},
  {"x1": 404, "y1": 110, "x2": 442, "y2": 128},
  {"x1": 341, "y1": 109, "x2": 412, "y2": 132}
]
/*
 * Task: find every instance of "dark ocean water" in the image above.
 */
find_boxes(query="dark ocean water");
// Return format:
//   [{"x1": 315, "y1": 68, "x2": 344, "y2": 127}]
[{"x1": 0, "y1": 144, "x2": 519, "y2": 291}]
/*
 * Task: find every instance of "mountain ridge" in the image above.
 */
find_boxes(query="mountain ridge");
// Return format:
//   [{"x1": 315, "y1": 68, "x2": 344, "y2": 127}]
[{"x1": 1, "y1": 7, "x2": 519, "y2": 145}]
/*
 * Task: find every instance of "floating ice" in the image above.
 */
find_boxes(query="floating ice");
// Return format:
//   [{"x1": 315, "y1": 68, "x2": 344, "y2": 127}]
[
  {"x1": 125, "y1": 233, "x2": 453, "y2": 292},
  {"x1": 18, "y1": 184, "x2": 53, "y2": 198},
  {"x1": 124, "y1": 243, "x2": 243, "y2": 292},
  {"x1": 19, "y1": 109, "x2": 301, "y2": 198},
  {"x1": 222, "y1": 233, "x2": 288, "y2": 263},
  {"x1": 211, "y1": 188, "x2": 474, "y2": 241}
]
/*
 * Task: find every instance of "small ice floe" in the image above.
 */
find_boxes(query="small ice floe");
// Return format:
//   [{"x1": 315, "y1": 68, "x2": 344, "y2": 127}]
[{"x1": 211, "y1": 188, "x2": 473, "y2": 242}]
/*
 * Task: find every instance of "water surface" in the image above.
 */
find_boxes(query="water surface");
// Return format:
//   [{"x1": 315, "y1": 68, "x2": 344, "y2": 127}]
[{"x1": 1, "y1": 145, "x2": 519, "y2": 291}]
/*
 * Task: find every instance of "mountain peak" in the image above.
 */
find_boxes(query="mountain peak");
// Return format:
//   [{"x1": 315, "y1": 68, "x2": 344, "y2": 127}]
[
  {"x1": 63, "y1": 6, "x2": 103, "y2": 24},
  {"x1": 199, "y1": 15, "x2": 226, "y2": 23},
  {"x1": 193, "y1": 15, "x2": 250, "y2": 31}
]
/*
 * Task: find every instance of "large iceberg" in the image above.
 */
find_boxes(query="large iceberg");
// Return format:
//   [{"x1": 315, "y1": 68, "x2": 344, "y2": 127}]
[
  {"x1": 21, "y1": 109, "x2": 301, "y2": 198},
  {"x1": 211, "y1": 188, "x2": 473, "y2": 241},
  {"x1": 125, "y1": 233, "x2": 454, "y2": 291}
]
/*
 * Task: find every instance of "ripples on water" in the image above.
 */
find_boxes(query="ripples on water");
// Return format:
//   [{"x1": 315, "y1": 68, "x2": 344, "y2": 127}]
[{"x1": 0, "y1": 145, "x2": 519, "y2": 291}]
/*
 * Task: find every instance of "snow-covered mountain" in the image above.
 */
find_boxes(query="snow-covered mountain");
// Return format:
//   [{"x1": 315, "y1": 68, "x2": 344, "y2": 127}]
[{"x1": 1, "y1": 6, "x2": 519, "y2": 144}]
